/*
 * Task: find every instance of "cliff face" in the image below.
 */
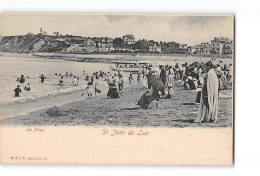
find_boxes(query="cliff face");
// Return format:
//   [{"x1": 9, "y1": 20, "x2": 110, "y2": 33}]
[{"x1": 0, "y1": 35, "x2": 69, "y2": 53}]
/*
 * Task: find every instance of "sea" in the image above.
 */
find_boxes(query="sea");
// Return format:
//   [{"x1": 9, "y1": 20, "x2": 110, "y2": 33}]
[{"x1": 0, "y1": 55, "x2": 111, "y2": 105}]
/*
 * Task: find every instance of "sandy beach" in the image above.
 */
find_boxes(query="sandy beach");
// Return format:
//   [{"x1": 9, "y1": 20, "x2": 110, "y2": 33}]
[{"x1": 1, "y1": 78, "x2": 233, "y2": 128}]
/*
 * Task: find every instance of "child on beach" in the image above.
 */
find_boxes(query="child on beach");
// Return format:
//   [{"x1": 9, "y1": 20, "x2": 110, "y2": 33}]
[
  {"x1": 24, "y1": 83, "x2": 31, "y2": 91},
  {"x1": 129, "y1": 73, "x2": 133, "y2": 83},
  {"x1": 14, "y1": 85, "x2": 22, "y2": 97}
]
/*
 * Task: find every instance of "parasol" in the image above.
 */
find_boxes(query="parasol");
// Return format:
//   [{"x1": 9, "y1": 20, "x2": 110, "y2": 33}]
[{"x1": 147, "y1": 75, "x2": 165, "y2": 92}]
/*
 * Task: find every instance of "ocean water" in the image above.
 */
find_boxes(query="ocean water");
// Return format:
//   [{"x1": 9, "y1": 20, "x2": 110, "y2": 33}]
[{"x1": 0, "y1": 55, "x2": 110, "y2": 105}]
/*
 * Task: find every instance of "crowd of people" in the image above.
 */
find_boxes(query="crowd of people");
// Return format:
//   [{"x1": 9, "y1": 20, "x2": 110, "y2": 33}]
[
  {"x1": 13, "y1": 70, "x2": 105, "y2": 98},
  {"x1": 12, "y1": 58, "x2": 232, "y2": 124},
  {"x1": 137, "y1": 59, "x2": 233, "y2": 123}
]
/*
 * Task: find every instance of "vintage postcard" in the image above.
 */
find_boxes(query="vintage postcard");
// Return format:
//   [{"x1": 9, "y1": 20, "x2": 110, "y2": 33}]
[{"x1": 0, "y1": 13, "x2": 234, "y2": 165}]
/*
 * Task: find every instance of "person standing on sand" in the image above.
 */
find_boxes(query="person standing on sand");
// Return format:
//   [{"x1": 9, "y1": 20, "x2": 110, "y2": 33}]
[
  {"x1": 118, "y1": 75, "x2": 124, "y2": 94},
  {"x1": 166, "y1": 68, "x2": 175, "y2": 98},
  {"x1": 159, "y1": 66, "x2": 166, "y2": 97},
  {"x1": 143, "y1": 75, "x2": 148, "y2": 88},
  {"x1": 87, "y1": 78, "x2": 95, "y2": 98},
  {"x1": 160, "y1": 66, "x2": 167, "y2": 85},
  {"x1": 137, "y1": 73, "x2": 141, "y2": 83},
  {"x1": 94, "y1": 81, "x2": 101, "y2": 97},
  {"x1": 129, "y1": 73, "x2": 133, "y2": 83},
  {"x1": 14, "y1": 85, "x2": 22, "y2": 97},
  {"x1": 195, "y1": 61, "x2": 219, "y2": 123}
]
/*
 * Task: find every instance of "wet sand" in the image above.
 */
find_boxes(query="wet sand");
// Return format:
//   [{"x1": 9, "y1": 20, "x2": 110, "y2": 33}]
[{"x1": 1, "y1": 79, "x2": 233, "y2": 128}]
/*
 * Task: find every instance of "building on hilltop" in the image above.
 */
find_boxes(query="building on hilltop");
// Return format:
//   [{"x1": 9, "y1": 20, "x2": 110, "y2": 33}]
[
  {"x1": 84, "y1": 38, "x2": 96, "y2": 47},
  {"x1": 122, "y1": 34, "x2": 135, "y2": 45},
  {"x1": 107, "y1": 37, "x2": 113, "y2": 44},
  {"x1": 200, "y1": 42, "x2": 212, "y2": 55},
  {"x1": 190, "y1": 37, "x2": 233, "y2": 55},
  {"x1": 149, "y1": 43, "x2": 162, "y2": 53},
  {"x1": 224, "y1": 40, "x2": 233, "y2": 54},
  {"x1": 210, "y1": 37, "x2": 228, "y2": 55},
  {"x1": 97, "y1": 42, "x2": 115, "y2": 53},
  {"x1": 179, "y1": 44, "x2": 188, "y2": 49},
  {"x1": 193, "y1": 45, "x2": 202, "y2": 54}
]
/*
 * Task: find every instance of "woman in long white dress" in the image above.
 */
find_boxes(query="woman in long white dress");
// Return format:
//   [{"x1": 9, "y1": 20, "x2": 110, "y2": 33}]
[
  {"x1": 167, "y1": 68, "x2": 175, "y2": 97},
  {"x1": 143, "y1": 75, "x2": 148, "y2": 88},
  {"x1": 195, "y1": 61, "x2": 219, "y2": 123},
  {"x1": 86, "y1": 81, "x2": 95, "y2": 98}
]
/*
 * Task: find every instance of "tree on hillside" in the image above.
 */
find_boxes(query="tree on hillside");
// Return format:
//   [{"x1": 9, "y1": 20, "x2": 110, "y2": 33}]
[
  {"x1": 132, "y1": 39, "x2": 156, "y2": 53},
  {"x1": 112, "y1": 37, "x2": 123, "y2": 48},
  {"x1": 159, "y1": 41, "x2": 181, "y2": 54}
]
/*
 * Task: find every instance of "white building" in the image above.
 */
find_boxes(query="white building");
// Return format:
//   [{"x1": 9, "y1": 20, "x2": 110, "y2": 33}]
[
  {"x1": 149, "y1": 43, "x2": 162, "y2": 53},
  {"x1": 122, "y1": 34, "x2": 135, "y2": 45}
]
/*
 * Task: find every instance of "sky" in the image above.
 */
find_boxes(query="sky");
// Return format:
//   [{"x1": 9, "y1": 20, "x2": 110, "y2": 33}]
[{"x1": 0, "y1": 14, "x2": 234, "y2": 46}]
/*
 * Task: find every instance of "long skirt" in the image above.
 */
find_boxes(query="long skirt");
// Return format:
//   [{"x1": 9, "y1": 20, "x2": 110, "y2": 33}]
[
  {"x1": 118, "y1": 84, "x2": 124, "y2": 91},
  {"x1": 195, "y1": 69, "x2": 219, "y2": 123},
  {"x1": 196, "y1": 91, "x2": 201, "y2": 103},
  {"x1": 138, "y1": 92, "x2": 160, "y2": 109},
  {"x1": 168, "y1": 86, "x2": 175, "y2": 97},
  {"x1": 143, "y1": 78, "x2": 148, "y2": 88},
  {"x1": 87, "y1": 87, "x2": 95, "y2": 97},
  {"x1": 148, "y1": 100, "x2": 158, "y2": 109}
]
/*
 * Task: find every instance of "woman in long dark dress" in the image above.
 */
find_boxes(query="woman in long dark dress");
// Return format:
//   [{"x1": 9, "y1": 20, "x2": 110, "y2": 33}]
[{"x1": 137, "y1": 86, "x2": 160, "y2": 109}]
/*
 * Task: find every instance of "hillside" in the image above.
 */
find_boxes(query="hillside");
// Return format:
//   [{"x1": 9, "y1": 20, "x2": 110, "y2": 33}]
[
  {"x1": 0, "y1": 34, "x2": 70, "y2": 53},
  {"x1": 0, "y1": 34, "x2": 189, "y2": 54}
]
